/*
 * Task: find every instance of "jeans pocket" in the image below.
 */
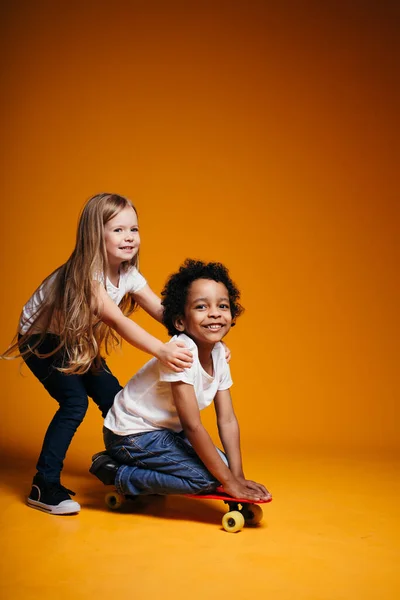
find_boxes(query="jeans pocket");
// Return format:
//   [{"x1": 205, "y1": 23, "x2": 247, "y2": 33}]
[
  {"x1": 112, "y1": 445, "x2": 137, "y2": 465},
  {"x1": 160, "y1": 430, "x2": 177, "y2": 448},
  {"x1": 110, "y1": 432, "x2": 159, "y2": 468}
]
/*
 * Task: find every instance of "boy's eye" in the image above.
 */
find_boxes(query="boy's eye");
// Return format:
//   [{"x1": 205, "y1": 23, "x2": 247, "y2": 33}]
[
  {"x1": 195, "y1": 304, "x2": 207, "y2": 310},
  {"x1": 220, "y1": 303, "x2": 230, "y2": 309}
]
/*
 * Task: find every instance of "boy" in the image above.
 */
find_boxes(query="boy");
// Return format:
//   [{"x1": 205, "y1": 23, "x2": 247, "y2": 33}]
[{"x1": 90, "y1": 259, "x2": 270, "y2": 501}]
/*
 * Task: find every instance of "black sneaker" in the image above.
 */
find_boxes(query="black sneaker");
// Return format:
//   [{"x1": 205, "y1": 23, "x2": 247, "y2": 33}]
[
  {"x1": 89, "y1": 451, "x2": 120, "y2": 485},
  {"x1": 27, "y1": 474, "x2": 81, "y2": 515}
]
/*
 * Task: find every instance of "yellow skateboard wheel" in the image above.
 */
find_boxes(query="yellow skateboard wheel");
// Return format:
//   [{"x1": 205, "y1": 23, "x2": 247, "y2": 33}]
[
  {"x1": 222, "y1": 510, "x2": 245, "y2": 533},
  {"x1": 242, "y1": 504, "x2": 263, "y2": 526},
  {"x1": 105, "y1": 491, "x2": 125, "y2": 510}
]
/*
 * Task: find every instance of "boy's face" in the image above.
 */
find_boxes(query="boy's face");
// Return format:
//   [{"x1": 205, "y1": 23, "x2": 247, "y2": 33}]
[{"x1": 175, "y1": 278, "x2": 232, "y2": 346}]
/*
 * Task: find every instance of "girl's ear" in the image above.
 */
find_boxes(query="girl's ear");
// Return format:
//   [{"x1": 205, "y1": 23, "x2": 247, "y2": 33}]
[{"x1": 174, "y1": 316, "x2": 185, "y2": 332}]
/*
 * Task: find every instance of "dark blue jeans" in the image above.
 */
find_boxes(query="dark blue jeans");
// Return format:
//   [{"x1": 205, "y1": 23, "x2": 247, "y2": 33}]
[
  {"x1": 20, "y1": 334, "x2": 122, "y2": 482},
  {"x1": 104, "y1": 427, "x2": 222, "y2": 496}
]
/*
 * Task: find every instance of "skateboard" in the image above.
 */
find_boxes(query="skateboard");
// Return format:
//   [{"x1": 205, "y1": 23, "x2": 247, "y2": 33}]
[{"x1": 104, "y1": 486, "x2": 272, "y2": 533}]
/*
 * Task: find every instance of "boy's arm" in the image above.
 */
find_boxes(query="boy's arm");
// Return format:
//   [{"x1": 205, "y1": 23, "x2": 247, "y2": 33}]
[
  {"x1": 133, "y1": 284, "x2": 164, "y2": 323},
  {"x1": 215, "y1": 389, "x2": 271, "y2": 500},
  {"x1": 213, "y1": 389, "x2": 244, "y2": 478},
  {"x1": 171, "y1": 381, "x2": 266, "y2": 501}
]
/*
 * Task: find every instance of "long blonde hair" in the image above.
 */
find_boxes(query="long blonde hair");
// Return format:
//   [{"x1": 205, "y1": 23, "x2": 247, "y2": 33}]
[{"x1": 2, "y1": 193, "x2": 139, "y2": 374}]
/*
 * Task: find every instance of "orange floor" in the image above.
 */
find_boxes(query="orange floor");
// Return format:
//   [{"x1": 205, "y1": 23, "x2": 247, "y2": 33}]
[{"x1": 0, "y1": 449, "x2": 398, "y2": 600}]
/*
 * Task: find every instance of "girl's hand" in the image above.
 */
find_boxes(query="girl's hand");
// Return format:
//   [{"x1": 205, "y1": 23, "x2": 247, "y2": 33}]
[
  {"x1": 235, "y1": 476, "x2": 271, "y2": 501},
  {"x1": 223, "y1": 477, "x2": 270, "y2": 502},
  {"x1": 222, "y1": 342, "x2": 231, "y2": 363},
  {"x1": 157, "y1": 341, "x2": 193, "y2": 372}
]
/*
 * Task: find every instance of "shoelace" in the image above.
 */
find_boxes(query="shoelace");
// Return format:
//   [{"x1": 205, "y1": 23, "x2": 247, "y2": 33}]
[
  {"x1": 47, "y1": 482, "x2": 76, "y2": 497},
  {"x1": 60, "y1": 485, "x2": 76, "y2": 497}
]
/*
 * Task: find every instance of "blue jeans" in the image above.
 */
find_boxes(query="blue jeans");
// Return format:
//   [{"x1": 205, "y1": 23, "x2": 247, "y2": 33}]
[
  {"x1": 104, "y1": 427, "x2": 223, "y2": 496},
  {"x1": 20, "y1": 334, "x2": 122, "y2": 482}
]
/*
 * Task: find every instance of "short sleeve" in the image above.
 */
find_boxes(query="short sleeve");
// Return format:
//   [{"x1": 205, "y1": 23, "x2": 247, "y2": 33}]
[
  {"x1": 158, "y1": 364, "x2": 196, "y2": 386},
  {"x1": 124, "y1": 267, "x2": 147, "y2": 294},
  {"x1": 214, "y1": 343, "x2": 233, "y2": 391},
  {"x1": 158, "y1": 334, "x2": 197, "y2": 387},
  {"x1": 218, "y1": 363, "x2": 233, "y2": 391}
]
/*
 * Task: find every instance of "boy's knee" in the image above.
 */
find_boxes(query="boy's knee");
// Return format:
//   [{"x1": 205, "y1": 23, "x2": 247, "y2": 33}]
[
  {"x1": 188, "y1": 471, "x2": 218, "y2": 493},
  {"x1": 188, "y1": 480, "x2": 218, "y2": 494}
]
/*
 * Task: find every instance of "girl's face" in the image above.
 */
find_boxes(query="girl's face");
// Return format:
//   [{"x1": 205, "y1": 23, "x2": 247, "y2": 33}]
[
  {"x1": 175, "y1": 279, "x2": 232, "y2": 348},
  {"x1": 104, "y1": 206, "x2": 140, "y2": 268}
]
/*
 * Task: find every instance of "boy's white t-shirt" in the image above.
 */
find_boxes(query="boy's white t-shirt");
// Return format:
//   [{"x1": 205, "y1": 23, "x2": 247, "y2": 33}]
[
  {"x1": 104, "y1": 333, "x2": 233, "y2": 435},
  {"x1": 19, "y1": 266, "x2": 147, "y2": 334}
]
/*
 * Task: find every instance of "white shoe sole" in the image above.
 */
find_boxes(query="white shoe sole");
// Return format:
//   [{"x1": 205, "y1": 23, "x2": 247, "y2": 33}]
[{"x1": 27, "y1": 497, "x2": 81, "y2": 515}]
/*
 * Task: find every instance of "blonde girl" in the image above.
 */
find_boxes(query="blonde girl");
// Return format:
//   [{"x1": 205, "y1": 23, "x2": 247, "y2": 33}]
[{"x1": 3, "y1": 193, "x2": 193, "y2": 515}]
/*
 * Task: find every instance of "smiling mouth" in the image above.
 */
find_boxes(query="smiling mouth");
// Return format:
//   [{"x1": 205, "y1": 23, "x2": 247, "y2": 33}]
[
  {"x1": 119, "y1": 246, "x2": 135, "y2": 251},
  {"x1": 204, "y1": 324, "x2": 224, "y2": 330}
]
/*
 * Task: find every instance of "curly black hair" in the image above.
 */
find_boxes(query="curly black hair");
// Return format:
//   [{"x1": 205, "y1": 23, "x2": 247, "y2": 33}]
[{"x1": 161, "y1": 259, "x2": 244, "y2": 336}]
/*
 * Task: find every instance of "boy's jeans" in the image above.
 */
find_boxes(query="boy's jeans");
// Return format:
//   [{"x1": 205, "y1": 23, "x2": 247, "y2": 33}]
[{"x1": 104, "y1": 427, "x2": 225, "y2": 496}]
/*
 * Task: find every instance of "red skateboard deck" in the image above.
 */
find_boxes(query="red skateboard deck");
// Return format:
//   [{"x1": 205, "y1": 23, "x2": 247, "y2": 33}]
[
  {"x1": 104, "y1": 485, "x2": 271, "y2": 533},
  {"x1": 185, "y1": 485, "x2": 272, "y2": 504}
]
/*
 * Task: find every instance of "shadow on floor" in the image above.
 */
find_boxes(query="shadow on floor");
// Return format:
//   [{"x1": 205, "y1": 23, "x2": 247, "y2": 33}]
[{"x1": 0, "y1": 444, "x2": 228, "y2": 526}]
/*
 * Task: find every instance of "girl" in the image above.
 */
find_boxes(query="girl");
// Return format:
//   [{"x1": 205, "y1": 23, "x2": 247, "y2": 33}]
[{"x1": 2, "y1": 193, "x2": 193, "y2": 515}]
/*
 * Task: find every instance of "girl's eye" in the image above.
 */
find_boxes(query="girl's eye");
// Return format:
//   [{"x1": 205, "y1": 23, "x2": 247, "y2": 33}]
[
  {"x1": 131, "y1": 227, "x2": 138, "y2": 232},
  {"x1": 195, "y1": 304, "x2": 207, "y2": 310},
  {"x1": 114, "y1": 228, "x2": 122, "y2": 232},
  {"x1": 220, "y1": 303, "x2": 230, "y2": 309}
]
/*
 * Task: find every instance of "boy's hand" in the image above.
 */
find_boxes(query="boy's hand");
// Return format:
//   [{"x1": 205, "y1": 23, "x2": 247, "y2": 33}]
[
  {"x1": 235, "y1": 476, "x2": 271, "y2": 501},
  {"x1": 157, "y1": 341, "x2": 193, "y2": 372},
  {"x1": 222, "y1": 477, "x2": 271, "y2": 502},
  {"x1": 222, "y1": 342, "x2": 231, "y2": 363}
]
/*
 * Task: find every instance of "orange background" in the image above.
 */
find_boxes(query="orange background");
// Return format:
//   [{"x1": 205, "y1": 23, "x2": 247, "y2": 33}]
[{"x1": 0, "y1": 0, "x2": 398, "y2": 469}]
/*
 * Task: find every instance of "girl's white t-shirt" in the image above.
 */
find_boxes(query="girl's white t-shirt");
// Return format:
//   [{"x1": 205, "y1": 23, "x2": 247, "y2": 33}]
[
  {"x1": 19, "y1": 266, "x2": 147, "y2": 334},
  {"x1": 104, "y1": 333, "x2": 233, "y2": 435}
]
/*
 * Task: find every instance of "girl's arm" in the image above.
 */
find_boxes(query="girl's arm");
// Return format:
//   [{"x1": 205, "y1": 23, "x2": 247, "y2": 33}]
[
  {"x1": 214, "y1": 389, "x2": 271, "y2": 499},
  {"x1": 94, "y1": 283, "x2": 192, "y2": 372},
  {"x1": 133, "y1": 284, "x2": 164, "y2": 323},
  {"x1": 171, "y1": 381, "x2": 266, "y2": 501}
]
